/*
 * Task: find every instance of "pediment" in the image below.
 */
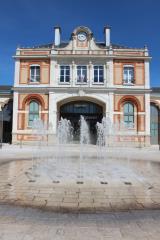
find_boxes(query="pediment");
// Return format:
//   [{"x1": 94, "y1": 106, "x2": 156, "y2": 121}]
[{"x1": 55, "y1": 26, "x2": 106, "y2": 51}]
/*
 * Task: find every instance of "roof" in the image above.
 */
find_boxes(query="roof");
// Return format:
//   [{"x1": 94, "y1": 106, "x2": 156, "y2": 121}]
[
  {"x1": 0, "y1": 86, "x2": 12, "y2": 95},
  {"x1": 152, "y1": 87, "x2": 160, "y2": 93},
  {"x1": 19, "y1": 42, "x2": 144, "y2": 50},
  {"x1": 0, "y1": 85, "x2": 12, "y2": 91}
]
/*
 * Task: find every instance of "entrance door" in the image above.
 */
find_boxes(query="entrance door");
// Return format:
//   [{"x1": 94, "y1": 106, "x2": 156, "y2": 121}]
[
  {"x1": 60, "y1": 101, "x2": 103, "y2": 144},
  {"x1": 150, "y1": 104, "x2": 159, "y2": 145}
]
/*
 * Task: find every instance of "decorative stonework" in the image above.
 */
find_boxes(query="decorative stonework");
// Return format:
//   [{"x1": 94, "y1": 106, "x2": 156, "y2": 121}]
[{"x1": 78, "y1": 90, "x2": 85, "y2": 97}]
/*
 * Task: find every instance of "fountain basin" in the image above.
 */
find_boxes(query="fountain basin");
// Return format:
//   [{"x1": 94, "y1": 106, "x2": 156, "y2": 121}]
[{"x1": 0, "y1": 145, "x2": 160, "y2": 213}]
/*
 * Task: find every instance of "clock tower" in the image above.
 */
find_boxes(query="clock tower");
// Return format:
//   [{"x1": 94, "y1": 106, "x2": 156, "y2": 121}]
[{"x1": 72, "y1": 26, "x2": 92, "y2": 48}]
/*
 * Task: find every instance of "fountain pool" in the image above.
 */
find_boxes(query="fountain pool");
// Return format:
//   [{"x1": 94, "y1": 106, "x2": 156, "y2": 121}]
[{"x1": 0, "y1": 117, "x2": 159, "y2": 212}]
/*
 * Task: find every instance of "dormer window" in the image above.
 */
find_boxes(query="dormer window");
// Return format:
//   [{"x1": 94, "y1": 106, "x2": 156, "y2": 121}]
[
  {"x1": 77, "y1": 66, "x2": 87, "y2": 83},
  {"x1": 123, "y1": 65, "x2": 134, "y2": 84},
  {"x1": 30, "y1": 65, "x2": 40, "y2": 83}
]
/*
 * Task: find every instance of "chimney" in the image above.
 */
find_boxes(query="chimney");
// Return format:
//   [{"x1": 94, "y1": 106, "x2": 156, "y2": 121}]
[
  {"x1": 104, "y1": 25, "x2": 111, "y2": 47},
  {"x1": 54, "y1": 26, "x2": 61, "y2": 46}
]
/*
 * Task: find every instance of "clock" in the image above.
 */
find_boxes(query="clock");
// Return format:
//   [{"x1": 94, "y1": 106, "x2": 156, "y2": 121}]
[{"x1": 77, "y1": 32, "x2": 87, "y2": 41}]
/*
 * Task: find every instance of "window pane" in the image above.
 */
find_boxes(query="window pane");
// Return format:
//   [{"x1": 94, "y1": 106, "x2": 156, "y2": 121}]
[
  {"x1": 129, "y1": 116, "x2": 134, "y2": 122},
  {"x1": 29, "y1": 102, "x2": 34, "y2": 112},
  {"x1": 99, "y1": 78, "x2": 103, "y2": 82},
  {"x1": 65, "y1": 76, "x2": 70, "y2": 82},
  {"x1": 82, "y1": 68, "x2": 87, "y2": 74},
  {"x1": 123, "y1": 103, "x2": 134, "y2": 126},
  {"x1": 123, "y1": 66, "x2": 134, "y2": 83},
  {"x1": 61, "y1": 69, "x2": 64, "y2": 75},
  {"x1": 94, "y1": 66, "x2": 103, "y2": 83},
  {"x1": 60, "y1": 76, "x2": 64, "y2": 82},
  {"x1": 94, "y1": 76, "x2": 98, "y2": 82},
  {"x1": 94, "y1": 70, "x2": 98, "y2": 77},
  {"x1": 124, "y1": 103, "x2": 129, "y2": 113},
  {"x1": 124, "y1": 115, "x2": 129, "y2": 122},
  {"x1": 29, "y1": 114, "x2": 34, "y2": 121},
  {"x1": 99, "y1": 69, "x2": 103, "y2": 75},
  {"x1": 60, "y1": 66, "x2": 70, "y2": 83},
  {"x1": 31, "y1": 67, "x2": 34, "y2": 75},
  {"x1": 30, "y1": 66, "x2": 40, "y2": 82},
  {"x1": 29, "y1": 101, "x2": 39, "y2": 126},
  {"x1": 77, "y1": 66, "x2": 87, "y2": 82},
  {"x1": 29, "y1": 101, "x2": 39, "y2": 112},
  {"x1": 128, "y1": 103, "x2": 134, "y2": 113},
  {"x1": 35, "y1": 66, "x2": 40, "y2": 75}
]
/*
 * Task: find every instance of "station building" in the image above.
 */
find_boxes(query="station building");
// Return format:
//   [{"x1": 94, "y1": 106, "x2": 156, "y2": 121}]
[{"x1": 10, "y1": 25, "x2": 153, "y2": 145}]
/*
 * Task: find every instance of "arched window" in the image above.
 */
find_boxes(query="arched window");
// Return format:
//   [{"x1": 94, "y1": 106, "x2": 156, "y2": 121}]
[
  {"x1": 30, "y1": 65, "x2": 40, "y2": 82},
  {"x1": 28, "y1": 101, "x2": 39, "y2": 126},
  {"x1": 123, "y1": 102, "x2": 134, "y2": 128}
]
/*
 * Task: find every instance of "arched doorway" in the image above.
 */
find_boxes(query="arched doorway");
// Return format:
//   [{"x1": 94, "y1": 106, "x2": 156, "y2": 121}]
[
  {"x1": 60, "y1": 101, "x2": 103, "y2": 143},
  {"x1": 150, "y1": 103, "x2": 160, "y2": 145}
]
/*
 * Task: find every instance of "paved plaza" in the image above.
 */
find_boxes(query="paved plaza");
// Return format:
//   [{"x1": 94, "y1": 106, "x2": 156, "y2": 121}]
[
  {"x1": 0, "y1": 145, "x2": 160, "y2": 212},
  {"x1": 0, "y1": 145, "x2": 160, "y2": 239},
  {"x1": 1, "y1": 204, "x2": 160, "y2": 240}
]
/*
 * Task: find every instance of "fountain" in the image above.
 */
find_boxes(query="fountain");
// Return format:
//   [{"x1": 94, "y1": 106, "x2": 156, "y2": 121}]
[
  {"x1": 78, "y1": 116, "x2": 90, "y2": 182},
  {"x1": 54, "y1": 117, "x2": 73, "y2": 182},
  {"x1": 0, "y1": 115, "x2": 158, "y2": 213},
  {"x1": 27, "y1": 115, "x2": 140, "y2": 184}
]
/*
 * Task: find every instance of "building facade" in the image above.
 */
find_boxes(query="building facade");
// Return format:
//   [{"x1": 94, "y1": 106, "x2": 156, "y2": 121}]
[{"x1": 12, "y1": 26, "x2": 151, "y2": 145}]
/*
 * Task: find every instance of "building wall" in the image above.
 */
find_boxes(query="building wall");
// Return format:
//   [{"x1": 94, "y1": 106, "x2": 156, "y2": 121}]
[
  {"x1": 114, "y1": 60, "x2": 145, "y2": 86},
  {"x1": 12, "y1": 26, "x2": 151, "y2": 146},
  {"x1": 20, "y1": 60, "x2": 50, "y2": 85}
]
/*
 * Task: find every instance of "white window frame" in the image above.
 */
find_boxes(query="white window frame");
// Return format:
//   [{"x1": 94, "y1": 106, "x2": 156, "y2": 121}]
[
  {"x1": 76, "y1": 65, "x2": 87, "y2": 84},
  {"x1": 123, "y1": 65, "x2": 134, "y2": 85},
  {"x1": 30, "y1": 64, "x2": 40, "y2": 83},
  {"x1": 59, "y1": 65, "x2": 70, "y2": 84},
  {"x1": 93, "y1": 65, "x2": 104, "y2": 84}
]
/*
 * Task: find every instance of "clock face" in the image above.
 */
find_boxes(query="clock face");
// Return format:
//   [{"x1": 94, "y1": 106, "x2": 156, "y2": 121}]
[{"x1": 77, "y1": 32, "x2": 87, "y2": 41}]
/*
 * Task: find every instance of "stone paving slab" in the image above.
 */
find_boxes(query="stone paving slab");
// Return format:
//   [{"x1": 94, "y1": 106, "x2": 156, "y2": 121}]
[
  {"x1": 1, "y1": 204, "x2": 160, "y2": 239},
  {"x1": 1, "y1": 180, "x2": 160, "y2": 212}
]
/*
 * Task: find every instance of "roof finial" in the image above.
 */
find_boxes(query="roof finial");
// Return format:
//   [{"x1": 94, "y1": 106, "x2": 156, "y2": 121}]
[{"x1": 144, "y1": 44, "x2": 149, "y2": 56}]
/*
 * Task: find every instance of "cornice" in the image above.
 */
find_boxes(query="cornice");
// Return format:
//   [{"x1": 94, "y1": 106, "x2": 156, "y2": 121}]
[
  {"x1": 12, "y1": 86, "x2": 151, "y2": 94},
  {"x1": 13, "y1": 55, "x2": 50, "y2": 59}
]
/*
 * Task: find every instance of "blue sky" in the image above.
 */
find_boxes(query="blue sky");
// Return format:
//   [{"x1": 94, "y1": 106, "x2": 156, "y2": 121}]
[{"x1": 0, "y1": 0, "x2": 159, "y2": 86}]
